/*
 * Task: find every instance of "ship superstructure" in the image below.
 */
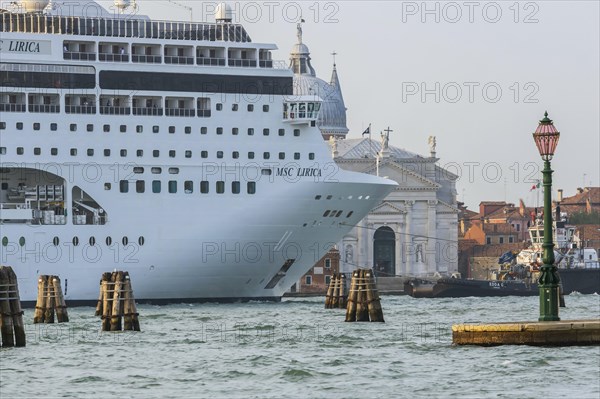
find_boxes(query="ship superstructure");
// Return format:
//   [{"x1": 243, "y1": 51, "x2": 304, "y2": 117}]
[{"x1": 0, "y1": 0, "x2": 396, "y2": 303}]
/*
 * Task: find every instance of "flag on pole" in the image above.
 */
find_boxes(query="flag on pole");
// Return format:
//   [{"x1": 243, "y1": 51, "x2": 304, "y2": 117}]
[
  {"x1": 362, "y1": 124, "x2": 371, "y2": 137},
  {"x1": 530, "y1": 180, "x2": 541, "y2": 191}
]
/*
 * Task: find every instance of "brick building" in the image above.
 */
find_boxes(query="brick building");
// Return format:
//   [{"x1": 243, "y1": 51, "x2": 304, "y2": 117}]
[{"x1": 295, "y1": 249, "x2": 340, "y2": 294}]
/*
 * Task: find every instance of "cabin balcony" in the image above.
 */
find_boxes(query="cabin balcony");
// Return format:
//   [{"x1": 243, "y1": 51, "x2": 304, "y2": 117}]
[
  {"x1": 99, "y1": 42, "x2": 129, "y2": 62},
  {"x1": 197, "y1": 47, "x2": 226, "y2": 66},
  {"x1": 0, "y1": 93, "x2": 26, "y2": 112},
  {"x1": 63, "y1": 41, "x2": 96, "y2": 61},
  {"x1": 165, "y1": 97, "x2": 195, "y2": 117},
  {"x1": 100, "y1": 96, "x2": 130, "y2": 115},
  {"x1": 132, "y1": 97, "x2": 163, "y2": 116},
  {"x1": 28, "y1": 94, "x2": 60, "y2": 113},
  {"x1": 197, "y1": 98, "x2": 211, "y2": 118},
  {"x1": 228, "y1": 48, "x2": 257, "y2": 67},
  {"x1": 132, "y1": 44, "x2": 162, "y2": 63},
  {"x1": 65, "y1": 95, "x2": 96, "y2": 114},
  {"x1": 164, "y1": 45, "x2": 194, "y2": 65}
]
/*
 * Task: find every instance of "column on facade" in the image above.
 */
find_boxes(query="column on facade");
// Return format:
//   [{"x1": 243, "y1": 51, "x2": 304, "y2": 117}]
[
  {"x1": 395, "y1": 219, "x2": 404, "y2": 277},
  {"x1": 358, "y1": 218, "x2": 369, "y2": 270},
  {"x1": 404, "y1": 200, "x2": 413, "y2": 275},
  {"x1": 427, "y1": 200, "x2": 437, "y2": 274},
  {"x1": 366, "y1": 222, "x2": 375, "y2": 269}
]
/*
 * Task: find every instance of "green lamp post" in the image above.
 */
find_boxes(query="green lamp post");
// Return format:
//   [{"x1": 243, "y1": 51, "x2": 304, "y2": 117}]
[{"x1": 532, "y1": 111, "x2": 561, "y2": 322}]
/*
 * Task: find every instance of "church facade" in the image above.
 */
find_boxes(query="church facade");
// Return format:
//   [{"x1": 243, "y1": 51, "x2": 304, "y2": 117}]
[{"x1": 289, "y1": 24, "x2": 459, "y2": 283}]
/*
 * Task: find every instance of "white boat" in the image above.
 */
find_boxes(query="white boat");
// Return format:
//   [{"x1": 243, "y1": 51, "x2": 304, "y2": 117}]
[{"x1": 0, "y1": 1, "x2": 396, "y2": 303}]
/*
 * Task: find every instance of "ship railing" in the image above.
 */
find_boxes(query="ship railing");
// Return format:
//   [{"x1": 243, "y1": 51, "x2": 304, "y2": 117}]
[
  {"x1": 132, "y1": 55, "x2": 162, "y2": 64},
  {"x1": 63, "y1": 51, "x2": 96, "y2": 61},
  {"x1": 271, "y1": 60, "x2": 288, "y2": 69},
  {"x1": 196, "y1": 57, "x2": 226, "y2": 66},
  {"x1": 228, "y1": 59, "x2": 257, "y2": 67},
  {"x1": 99, "y1": 53, "x2": 130, "y2": 62},
  {"x1": 28, "y1": 104, "x2": 60, "y2": 113},
  {"x1": 65, "y1": 105, "x2": 97, "y2": 114},
  {"x1": 100, "y1": 106, "x2": 131, "y2": 115},
  {"x1": 165, "y1": 108, "x2": 195, "y2": 117},
  {"x1": 164, "y1": 56, "x2": 195, "y2": 65},
  {"x1": 0, "y1": 14, "x2": 252, "y2": 43},
  {"x1": 259, "y1": 60, "x2": 273, "y2": 68},
  {"x1": 132, "y1": 107, "x2": 164, "y2": 116},
  {"x1": 197, "y1": 109, "x2": 212, "y2": 117},
  {"x1": 0, "y1": 103, "x2": 25, "y2": 112},
  {"x1": 0, "y1": 202, "x2": 31, "y2": 210}
]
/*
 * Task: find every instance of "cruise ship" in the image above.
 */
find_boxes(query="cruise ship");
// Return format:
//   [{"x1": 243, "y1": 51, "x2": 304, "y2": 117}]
[{"x1": 0, "y1": 0, "x2": 396, "y2": 303}]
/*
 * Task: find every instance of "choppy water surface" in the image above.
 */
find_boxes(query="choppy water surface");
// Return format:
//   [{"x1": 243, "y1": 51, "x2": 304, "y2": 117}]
[{"x1": 1, "y1": 294, "x2": 599, "y2": 399}]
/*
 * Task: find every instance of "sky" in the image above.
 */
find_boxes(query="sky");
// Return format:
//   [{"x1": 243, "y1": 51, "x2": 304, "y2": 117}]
[{"x1": 98, "y1": 0, "x2": 599, "y2": 210}]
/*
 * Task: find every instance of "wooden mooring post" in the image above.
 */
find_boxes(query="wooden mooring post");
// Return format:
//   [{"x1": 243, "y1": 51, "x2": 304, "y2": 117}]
[
  {"x1": 33, "y1": 275, "x2": 69, "y2": 323},
  {"x1": 345, "y1": 269, "x2": 384, "y2": 322},
  {"x1": 325, "y1": 273, "x2": 348, "y2": 309},
  {"x1": 0, "y1": 266, "x2": 26, "y2": 347},
  {"x1": 96, "y1": 271, "x2": 140, "y2": 332}
]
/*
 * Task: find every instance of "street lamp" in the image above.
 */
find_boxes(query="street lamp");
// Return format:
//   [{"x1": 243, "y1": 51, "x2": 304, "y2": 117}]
[{"x1": 532, "y1": 111, "x2": 561, "y2": 322}]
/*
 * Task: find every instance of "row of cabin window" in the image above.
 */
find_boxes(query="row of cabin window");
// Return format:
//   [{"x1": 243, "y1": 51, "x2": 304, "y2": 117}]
[
  {"x1": 0, "y1": 121, "x2": 301, "y2": 137},
  {"x1": 116, "y1": 180, "x2": 256, "y2": 195},
  {"x1": 1, "y1": 146, "x2": 315, "y2": 160},
  {"x1": 1, "y1": 235, "x2": 144, "y2": 248}
]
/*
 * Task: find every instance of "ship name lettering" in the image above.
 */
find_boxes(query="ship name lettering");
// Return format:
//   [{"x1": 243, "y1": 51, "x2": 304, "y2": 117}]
[
  {"x1": 7, "y1": 40, "x2": 40, "y2": 53},
  {"x1": 276, "y1": 167, "x2": 294, "y2": 177},
  {"x1": 296, "y1": 168, "x2": 322, "y2": 177}
]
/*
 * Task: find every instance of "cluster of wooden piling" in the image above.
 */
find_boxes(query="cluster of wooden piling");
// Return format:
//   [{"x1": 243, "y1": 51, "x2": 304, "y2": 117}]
[
  {"x1": 345, "y1": 269, "x2": 384, "y2": 322},
  {"x1": 96, "y1": 271, "x2": 140, "y2": 331},
  {"x1": 0, "y1": 266, "x2": 25, "y2": 347},
  {"x1": 34, "y1": 275, "x2": 69, "y2": 323},
  {"x1": 325, "y1": 273, "x2": 347, "y2": 309}
]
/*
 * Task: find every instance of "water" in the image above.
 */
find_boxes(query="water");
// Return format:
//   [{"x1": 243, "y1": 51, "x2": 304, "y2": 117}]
[{"x1": 1, "y1": 294, "x2": 599, "y2": 399}]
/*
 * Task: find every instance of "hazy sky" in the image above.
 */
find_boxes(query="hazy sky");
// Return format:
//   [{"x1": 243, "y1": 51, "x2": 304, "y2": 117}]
[{"x1": 99, "y1": 0, "x2": 599, "y2": 210}]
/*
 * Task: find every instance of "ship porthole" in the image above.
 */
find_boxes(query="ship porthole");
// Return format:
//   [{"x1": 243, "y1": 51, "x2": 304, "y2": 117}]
[
  {"x1": 73, "y1": 237, "x2": 79, "y2": 246},
  {"x1": 122, "y1": 237, "x2": 129, "y2": 246},
  {"x1": 19, "y1": 237, "x2": 25, "y2": 247},
  {"x1": 138, "y1": 236, "x2": 145, "y2": 246},
  {"x1": 89, "y1": 237, "x2": 96, "y2": 246},
  {"x1": 1, "y1": 237, "x2": 8, "y2": 246},
  {"x1": 53, "y1": 237, "x2": 60, "y2": 246},
  {"x1": 106, "y1": 237, "x2": 112, "y2": 246}
]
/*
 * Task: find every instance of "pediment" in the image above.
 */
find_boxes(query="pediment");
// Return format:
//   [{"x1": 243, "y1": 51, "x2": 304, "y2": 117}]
[
  {"x1": 370, "y1": 201, "x2": 405, "y2": 215},
  {"x1": 368, "y1": 161, "x2": 440, "y2": 190}
]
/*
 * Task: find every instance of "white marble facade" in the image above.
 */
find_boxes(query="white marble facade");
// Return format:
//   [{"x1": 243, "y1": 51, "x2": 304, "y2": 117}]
[{"x1": 332, "y1": 139, "x2": 459, "y2": 277}]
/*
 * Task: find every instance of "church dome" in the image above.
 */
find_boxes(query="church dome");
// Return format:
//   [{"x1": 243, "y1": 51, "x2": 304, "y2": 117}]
[{"x1": 289, "y1": 23, "x2": 348, "y2": 139}]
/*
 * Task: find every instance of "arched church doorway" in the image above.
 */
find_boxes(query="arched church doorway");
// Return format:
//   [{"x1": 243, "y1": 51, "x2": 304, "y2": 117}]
[{"x1": 373, "y1": 226, "x2": 395, "y2": 277}]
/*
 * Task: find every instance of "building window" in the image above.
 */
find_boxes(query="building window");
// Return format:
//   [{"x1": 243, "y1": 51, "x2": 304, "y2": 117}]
[
  {"x1": 216, "y1": 181, "x2": 225, "y2": 194},
  {"x1": 168, "y1": 180, "x2": 177, "y2": 193},
  {"x1": 324, "y1": 258, "x2": 331, "y2": 269},
  {"x1": 516, "y1": 224, "x2": 520, "y2": 232},
  {"x1": 499, "y1": 237, "x2": 504, "y2": 244},
  {"x1": 305, "y1": 275, "x2": 312, "y2": 285},
  {"x1": 486, "y1": 237, "x2": 491, "y2": 245},
  {"x1": 325, "y1": 275, "x2": 331, "y2": 285},
  {"x1": 509, "y1": 237, "x2": 514, "y2": 243}
]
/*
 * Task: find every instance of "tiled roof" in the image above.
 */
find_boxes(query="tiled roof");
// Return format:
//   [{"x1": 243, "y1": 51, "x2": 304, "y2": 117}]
[
  {"x1": 561, "y1": 187, "x2": 600, "y2": 205},
  {"x1": 575, "y1": 224, "x2": 600, "y2": 242}
]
